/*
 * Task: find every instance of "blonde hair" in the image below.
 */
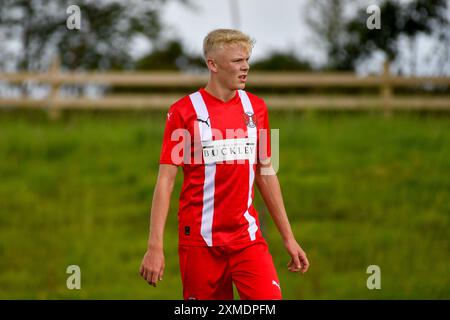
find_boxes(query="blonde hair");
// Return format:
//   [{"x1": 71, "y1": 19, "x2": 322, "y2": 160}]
[{"x1": 203, "y1": 29, "x2": 255, "y2": 58}]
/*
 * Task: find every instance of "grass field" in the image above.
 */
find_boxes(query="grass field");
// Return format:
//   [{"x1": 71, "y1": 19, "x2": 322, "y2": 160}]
[{"x1": 0, "y1": 109, "x2": 449, "y2": 299}]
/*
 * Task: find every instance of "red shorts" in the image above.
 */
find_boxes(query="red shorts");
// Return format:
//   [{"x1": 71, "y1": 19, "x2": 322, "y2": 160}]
[{"x1": 178, "y1": 239, "x2": 282, "y2": 300}]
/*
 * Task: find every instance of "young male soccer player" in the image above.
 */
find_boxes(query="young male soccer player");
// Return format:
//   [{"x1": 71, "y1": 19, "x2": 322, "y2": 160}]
[{"x1": 139, "y1": 29, "x2": 309, "y2": 300}]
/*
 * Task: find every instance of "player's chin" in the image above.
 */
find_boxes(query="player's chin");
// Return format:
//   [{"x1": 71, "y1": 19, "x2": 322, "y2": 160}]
[{"x1": 236, "y1": 82, "x2": 246, "y2": 90}]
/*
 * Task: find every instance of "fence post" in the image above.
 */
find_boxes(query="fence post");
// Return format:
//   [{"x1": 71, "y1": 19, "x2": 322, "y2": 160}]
[
  {"x1": 47, "y1": 56, "x2": 61, "y2": 120},
  {"x1": 381, "y1": 60, "x2": 392, "y2": 117}
]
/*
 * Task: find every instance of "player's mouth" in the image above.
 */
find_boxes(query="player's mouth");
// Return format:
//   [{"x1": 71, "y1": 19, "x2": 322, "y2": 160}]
[{"x1": 238, "y1": 74, "x2": 247, "y2": 82}]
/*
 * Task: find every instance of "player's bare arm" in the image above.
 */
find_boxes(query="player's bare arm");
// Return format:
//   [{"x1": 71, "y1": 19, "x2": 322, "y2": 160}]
[
  {"x1": 255, "y1": 160, "x2": 310, "y2": 274},
  {"x1": 139, "y1": 164, "x2": 178, "y2": 287}
]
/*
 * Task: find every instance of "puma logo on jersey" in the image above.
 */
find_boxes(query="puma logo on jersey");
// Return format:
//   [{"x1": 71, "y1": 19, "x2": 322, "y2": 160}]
[
  {"x1": 196, "y1": 117, "x2": 210, "y2": 127},
  {"x1": 272, "y1": 280, "x2": 281, "y2": 291}
]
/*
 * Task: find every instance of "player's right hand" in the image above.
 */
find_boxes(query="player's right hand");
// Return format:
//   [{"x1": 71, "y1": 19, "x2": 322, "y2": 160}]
[{"x1": 139, "y1": 248, "x2": 165, "y2": 287}]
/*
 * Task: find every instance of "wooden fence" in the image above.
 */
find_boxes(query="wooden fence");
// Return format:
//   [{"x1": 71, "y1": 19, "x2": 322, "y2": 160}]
[{"x1": 1, "y1": 59, "x2": 449, "y2": 118}]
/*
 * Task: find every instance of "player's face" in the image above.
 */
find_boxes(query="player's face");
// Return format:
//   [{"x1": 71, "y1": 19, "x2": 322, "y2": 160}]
[{"x1": 213, "y1": 44, "x2": 250, "y2": 90}]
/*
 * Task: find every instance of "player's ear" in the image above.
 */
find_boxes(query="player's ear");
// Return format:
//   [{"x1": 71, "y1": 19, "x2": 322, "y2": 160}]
[{"x1": 206, "y1": 57, "x2": 218, "y2": 73}]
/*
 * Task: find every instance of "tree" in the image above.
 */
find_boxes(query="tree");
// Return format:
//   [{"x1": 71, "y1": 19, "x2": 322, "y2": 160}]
[
  {"x1": 304, "y1": 0, "x2": 351, "y2": 70},
  {"x1": 250, "y1": 51, "x2": 312, "y2": 71},
  {"x1": 305, "y1": 0, "x2": 450, "y2": 74},
  {"x1": 344, "y1": 0, "x2": 449, "y2": 72},
  {"x1": 0, "y1": 0, "x2": 187, "y2": 71},
  {"x1": 135, "y1": 39, "x2": 206, "y2": 72}
]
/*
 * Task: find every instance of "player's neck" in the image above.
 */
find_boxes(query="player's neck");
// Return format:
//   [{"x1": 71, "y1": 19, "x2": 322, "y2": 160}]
[{"x1": 204, "y1": 82, "x2": 236, "y2": 103}]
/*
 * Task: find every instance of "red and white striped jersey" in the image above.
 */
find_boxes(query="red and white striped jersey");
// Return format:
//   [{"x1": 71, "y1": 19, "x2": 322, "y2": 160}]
[{"x1": 160, "y1": 88, "x2": 271, "y2": 247}]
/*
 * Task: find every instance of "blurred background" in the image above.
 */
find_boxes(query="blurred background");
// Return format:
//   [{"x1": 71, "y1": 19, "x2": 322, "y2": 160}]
[{"x1": 0, "y1": 0, "x2": 449, "y2": 299}]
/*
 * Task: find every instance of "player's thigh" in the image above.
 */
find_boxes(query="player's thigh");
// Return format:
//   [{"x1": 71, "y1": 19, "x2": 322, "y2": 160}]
[
  {"x1": 230, "y1": 242, "x2": 282, "y2": 300},
  {"x1": 178, "y1": 246, "x2": 233, "y2": 300}
]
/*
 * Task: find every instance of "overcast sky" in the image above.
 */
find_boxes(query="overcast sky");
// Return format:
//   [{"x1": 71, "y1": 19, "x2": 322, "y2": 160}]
[
  {"x1": 160, "y1": 0, "x2": 318, "y2": 62},
  {"x1": 140, "y1": 0, "x2": 450, "y2": 76},
  {"x1": 129, "y1": 0, "x2": 330, "y2": 68}
]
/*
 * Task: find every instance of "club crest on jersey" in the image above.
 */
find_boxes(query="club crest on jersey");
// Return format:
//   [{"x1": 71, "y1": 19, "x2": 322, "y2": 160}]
[{"x1": 243, "y1": 112, "x2": 257, "y2": 128}]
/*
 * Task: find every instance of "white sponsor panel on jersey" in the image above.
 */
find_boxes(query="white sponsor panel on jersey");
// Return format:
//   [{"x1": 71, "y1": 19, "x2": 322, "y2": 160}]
[{"x1": 202, "y1": 137, "x2": 256, "y2": 164}]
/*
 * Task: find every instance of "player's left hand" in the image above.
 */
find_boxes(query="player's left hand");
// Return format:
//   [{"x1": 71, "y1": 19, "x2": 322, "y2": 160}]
[{"x1": 284, "y1": 238, "x2": 309, "y2": 274}]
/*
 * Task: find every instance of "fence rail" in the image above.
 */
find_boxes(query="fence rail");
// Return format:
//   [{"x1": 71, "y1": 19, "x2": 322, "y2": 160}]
[{"x1": 1, "y1": 59, "x2": 449, "y2": 118}]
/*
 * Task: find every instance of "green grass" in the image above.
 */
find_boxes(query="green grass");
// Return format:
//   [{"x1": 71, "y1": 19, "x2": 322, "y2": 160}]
[{"x1": 0, "y1": 109, "x2": 449, "y2": 299}]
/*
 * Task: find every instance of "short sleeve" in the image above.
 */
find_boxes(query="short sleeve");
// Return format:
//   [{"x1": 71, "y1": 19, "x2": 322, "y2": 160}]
[
  {"x1": 159, "y1": 105, "x2": 185, "y2": 166},
  {"x1": 258, "y1": 100, "x2": 271, "y2": 163}
]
